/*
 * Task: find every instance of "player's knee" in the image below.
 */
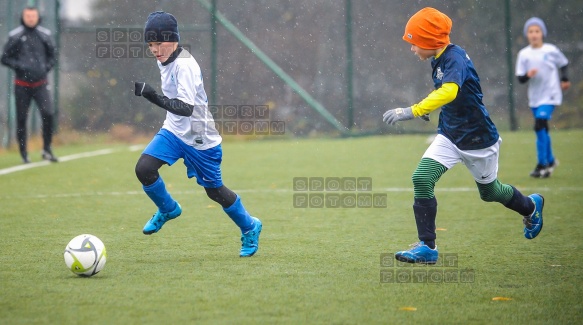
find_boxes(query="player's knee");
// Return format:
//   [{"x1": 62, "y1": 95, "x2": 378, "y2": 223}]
[
  {"x1": 40, "y1": 111, "x2": 54, "y2": 119},
  {"x1": 135, "y1": 158, "x2": 158, "y2": 186},
  {"x1": 534, "y1": 118, "x2": 548, "y2": 132},
  {"x1": 134, "y1": 161, "x2": 149, "y2": 184},
  {"x1": 478, "y1": 190, "x2": 496, "y2": 202},
  {"x1": 205, "y1": 187, "x2": 219, "y2": 201},
  {"x1": 204, "y1": 186, "x2": 236, "y2": 208},
  {"x1": 412, "y1": 170, "x2": 434, "y2": 193}
]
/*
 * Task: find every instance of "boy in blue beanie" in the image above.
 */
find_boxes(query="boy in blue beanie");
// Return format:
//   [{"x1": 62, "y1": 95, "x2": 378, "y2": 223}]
[
  {"x1": 134, "y1": 11, "x2": 262, "y2": 257},
  {"x1": 516, "y1": 17, "x2": 570, "y2": 178}
]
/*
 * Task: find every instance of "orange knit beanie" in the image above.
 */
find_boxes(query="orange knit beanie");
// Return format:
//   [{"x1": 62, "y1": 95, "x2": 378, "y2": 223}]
[{"x1": 403, "y1": 7, "x2": 452, "y2": 50}]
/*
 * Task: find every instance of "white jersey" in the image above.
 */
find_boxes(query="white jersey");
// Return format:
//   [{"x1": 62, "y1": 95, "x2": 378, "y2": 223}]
[
  {"x1": 158, "y1": 48, "x2": 221, "y2": 150},
  {"x1": 516, "y1": 43, "x2": 568, "y2": 107}
]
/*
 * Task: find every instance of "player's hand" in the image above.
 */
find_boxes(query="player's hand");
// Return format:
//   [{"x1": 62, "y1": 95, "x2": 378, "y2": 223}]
[
  {"x1": 134, "y1": 82, "x2": 156, "y2": 97},
  {"x1": 382, "y1": 107, "x2": 414, "y2": 125},
  {"x1": 527, "y1": 68, "x2": 538, "y2": 78},
  {"x1": 561, "y1": 81, "x2": 571, "y2": 91},
  {"x1": 419, "y1": 114, "x2": 430, "y2": 122}
]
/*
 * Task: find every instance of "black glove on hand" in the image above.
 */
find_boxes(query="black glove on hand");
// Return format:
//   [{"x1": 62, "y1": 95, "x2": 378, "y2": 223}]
[
  {"x1": 134, "y1": 82, "x2": 194, "y2": 117},
  {"x1": 134, "y1": 82, "x2": 156, "y2": 97}
]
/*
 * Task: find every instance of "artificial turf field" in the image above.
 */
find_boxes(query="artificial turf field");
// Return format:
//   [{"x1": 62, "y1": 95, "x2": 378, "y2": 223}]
[{"x1": 1, "y1": 130, "x2": 582, "y2": 324}]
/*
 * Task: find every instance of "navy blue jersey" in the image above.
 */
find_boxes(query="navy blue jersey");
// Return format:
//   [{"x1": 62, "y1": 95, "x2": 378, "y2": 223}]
[{"x1": 432, "y1": 44, "x2": 499, "y2": 150}]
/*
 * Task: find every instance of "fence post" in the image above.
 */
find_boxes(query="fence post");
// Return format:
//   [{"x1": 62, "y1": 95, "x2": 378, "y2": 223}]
[
  {"x1": 505, "y1": 0, "x2": 518, "y2": 131},
  {"x1": 3, "y1": 0, "x2": 15, "y2": 148},
  {"x1": 197, "y1": 0, "x2": 348, "y2": 134},
  {"x1": 28, "y1": 0, "x2": 40, "y2": 136},
  {"x1": 210, "y1": 0, "x2": 218, "y2": 105},
  {"x1": 345, "y1": 0, "x2": 354, "y2": 130},
  {"x1": 53, "y1": 0, "x2": 61, "y2": 133}
]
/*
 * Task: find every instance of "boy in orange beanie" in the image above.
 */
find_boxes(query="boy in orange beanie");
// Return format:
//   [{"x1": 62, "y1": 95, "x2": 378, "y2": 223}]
[{"x1": 382, "y1": 7, "x2": 544, "y2": 264}]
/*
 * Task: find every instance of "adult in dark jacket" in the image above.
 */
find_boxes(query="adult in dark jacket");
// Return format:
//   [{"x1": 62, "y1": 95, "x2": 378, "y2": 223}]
[{"x1": 1, "y1": 6, "x2": 58, "y2": 163}]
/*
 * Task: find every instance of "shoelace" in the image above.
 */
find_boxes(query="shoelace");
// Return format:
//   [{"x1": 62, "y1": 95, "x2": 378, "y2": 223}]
[
  {"x1": 409, "y1": 242, "x2": 423, "y2": 249},
  {"x1": 241, "y1": 231, "x2": 257, "y2": 246},
  {"x1": 149, "y1": 212, "x2": 169, "y2": 226},
  {"x1": 523, "y1": 215, "x2": 540, "y2": 229},
  {"x1": 523, "y1": 216, "x2": 532, "y2": 228}
]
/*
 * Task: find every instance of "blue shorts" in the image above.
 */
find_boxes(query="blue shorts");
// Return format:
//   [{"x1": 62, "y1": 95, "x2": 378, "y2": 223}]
[
  {"x1": 531, "y1": 105, "x2": 555, "y2": 120},
  {"x1": 142, "y1": 129, "x2": 223, "y2": 188}
]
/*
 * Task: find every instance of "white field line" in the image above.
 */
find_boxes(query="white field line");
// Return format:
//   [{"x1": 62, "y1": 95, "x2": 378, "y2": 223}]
[
  {"x1": 0, "y1": 145, "x2": 145, "y2": 176},
  {"x1": 0, "y1": 145, "x2": 580, "y2": 197},
  {"x1": 1, "y1": 187, "x2": 582, "y2": 200},
  {"x1": 128, "y1": 144, "x2": 146, "y2": 152},
  {"x1": 0, "y1": 160, "x2": 51, "y2": 175},
  {"x1": 57, "y1": 148, "x2": 116, "y2": 162}
]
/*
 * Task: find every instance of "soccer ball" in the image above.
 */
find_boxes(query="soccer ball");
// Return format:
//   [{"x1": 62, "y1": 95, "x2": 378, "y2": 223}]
[{"x1": 64, "y1": 234, "x2": 107, "y2": 276}]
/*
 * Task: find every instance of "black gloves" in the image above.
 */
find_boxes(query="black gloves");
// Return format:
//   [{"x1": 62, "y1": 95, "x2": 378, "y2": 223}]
[
  {"x1": 134, "y1": 82, "x2": 156, "y2": 97},
  {"x1": 134, "y1": 82, "x2": 195, "y2": 117}
]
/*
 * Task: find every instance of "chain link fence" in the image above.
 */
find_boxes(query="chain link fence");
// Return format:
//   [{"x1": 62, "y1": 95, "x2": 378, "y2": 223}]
[{"x1": 1, "y1": 0, "x2": 582, "y2": 146}]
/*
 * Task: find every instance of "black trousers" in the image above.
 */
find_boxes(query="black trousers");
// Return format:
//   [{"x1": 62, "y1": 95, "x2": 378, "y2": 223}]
[{"x1": 15, "y1": 84, "x2": 54, "y2": 156}]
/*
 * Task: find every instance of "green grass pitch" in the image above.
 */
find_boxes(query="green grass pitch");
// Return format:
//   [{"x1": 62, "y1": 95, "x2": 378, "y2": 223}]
[{"x1": 1, "y1": 130, "x2": 582, "y2": 324}]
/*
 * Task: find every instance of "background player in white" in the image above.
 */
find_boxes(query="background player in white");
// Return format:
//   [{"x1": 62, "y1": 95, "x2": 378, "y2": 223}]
[
  {"x1": 516, "y1": 17, "x2": 570, "y2": 178},
  {"x1": 133, "y1": 11, "x2": 262, "y2": 257}
]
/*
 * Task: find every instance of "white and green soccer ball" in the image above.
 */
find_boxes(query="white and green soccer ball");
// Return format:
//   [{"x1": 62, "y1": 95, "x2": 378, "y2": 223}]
[{"x1": 64, "y1": 234, "x2": 107, "y2": 277}]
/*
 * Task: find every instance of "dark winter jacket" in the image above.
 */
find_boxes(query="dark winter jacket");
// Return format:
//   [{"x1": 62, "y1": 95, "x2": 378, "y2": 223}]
[{"x1": 1, "y1": 23, "x2": 56, "y2": 83}]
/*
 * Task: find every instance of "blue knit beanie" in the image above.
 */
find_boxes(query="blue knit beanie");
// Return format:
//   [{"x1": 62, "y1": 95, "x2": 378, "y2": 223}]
[
  {"x1": 144, "y1": 11, "x2": 180, "y2": 42},
  {"x1": 523, "y1": 17, "x2": 547, "y2": 38}
]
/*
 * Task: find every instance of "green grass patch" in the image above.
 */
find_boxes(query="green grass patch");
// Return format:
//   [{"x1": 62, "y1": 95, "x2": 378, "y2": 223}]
[{"x1": 1, "y1": 130, "x2": 582, "y2": 324}]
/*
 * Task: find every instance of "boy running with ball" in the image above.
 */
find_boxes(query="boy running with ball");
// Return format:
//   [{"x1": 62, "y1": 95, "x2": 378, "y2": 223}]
[
  {"x1": 382, "y1": 8, "x2": 544, "y2": 264},
  {"x1": 134, "y1": 11, "x2": 262, "y2": 257}
]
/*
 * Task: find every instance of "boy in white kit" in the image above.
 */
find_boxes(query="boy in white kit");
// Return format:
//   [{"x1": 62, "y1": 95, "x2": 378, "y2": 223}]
[
  {"x1": 516, "y1": 17, "x2": 570, "y2": 178},
  {"x1": 134, "y1": 11, "x2": 262, "y2": 257}
]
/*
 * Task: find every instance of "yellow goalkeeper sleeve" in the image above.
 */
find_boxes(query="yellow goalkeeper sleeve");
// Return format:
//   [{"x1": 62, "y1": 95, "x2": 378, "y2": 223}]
[{"x1": 411, "y1": 82, "x2": 459, "y2": 117}]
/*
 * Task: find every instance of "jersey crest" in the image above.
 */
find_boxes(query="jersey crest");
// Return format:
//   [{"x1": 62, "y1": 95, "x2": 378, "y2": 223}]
[{"x1": 436, "y1": 67, "x2": 444, "y2": 80}]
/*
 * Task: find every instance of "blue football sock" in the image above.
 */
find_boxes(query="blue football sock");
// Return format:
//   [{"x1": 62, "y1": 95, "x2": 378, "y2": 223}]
[
  {"x1": 546, "y1": 131, "x2": 555, "y2": 164},
  {"x1": 535, "y1": 129, "x2": 549, "y2": 166},
  {"x1": 143, "y1": 177, "x2": 177, "y2": 213},
  {"x1": 224, "y1": 195, "x2": 254, "y2": 232}
]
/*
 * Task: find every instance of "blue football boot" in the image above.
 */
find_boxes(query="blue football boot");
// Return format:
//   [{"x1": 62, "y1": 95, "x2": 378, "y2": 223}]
[
  {"x1": 240, "y1": 217, "x2": 262, "y2": 257},
  {"x1": 143, "y1": 203, "x2": 182, "y2": 235},
  {"x1": 395, "y1": 241, "x2": 438, "y2": 264},
  {"x1": 524, "y1": 194, "x2": 544, "y2": 239}
]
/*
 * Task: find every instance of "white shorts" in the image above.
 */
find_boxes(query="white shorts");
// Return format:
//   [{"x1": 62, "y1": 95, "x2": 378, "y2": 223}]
[{"x1": 422, "y1": 134, "x2": 501, "y2": 184}]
